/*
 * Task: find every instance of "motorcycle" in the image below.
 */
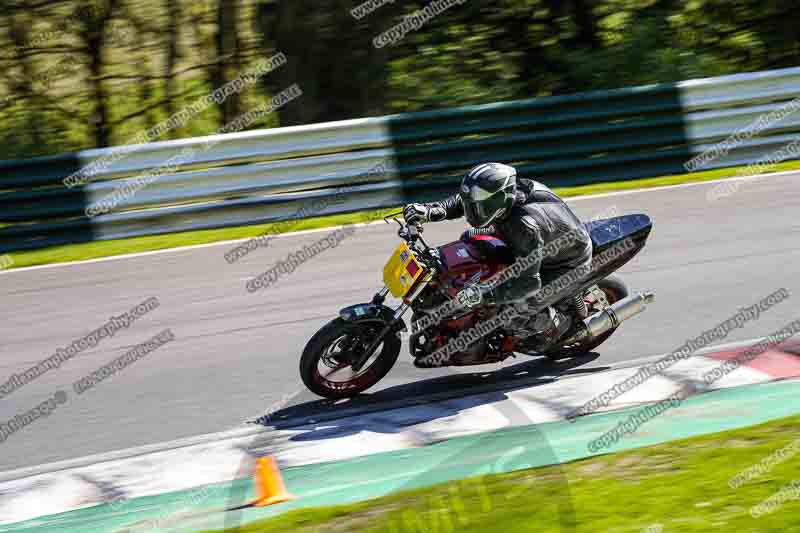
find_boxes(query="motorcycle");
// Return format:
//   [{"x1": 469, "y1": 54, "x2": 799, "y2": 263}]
[{"x1": 300, "y1": 212, "x2": 655, "y2": 399}]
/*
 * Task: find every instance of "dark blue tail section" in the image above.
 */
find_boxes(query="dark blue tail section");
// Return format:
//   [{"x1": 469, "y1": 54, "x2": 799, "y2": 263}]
[
  {"x1": 585, "y1": 214, "x2": 652, "y2": 253},
  {"x1": 580, "y1": 214, "x2": 652, "y2": 285}
]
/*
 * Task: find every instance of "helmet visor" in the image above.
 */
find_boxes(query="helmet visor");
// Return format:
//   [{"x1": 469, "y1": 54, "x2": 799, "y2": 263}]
[{"x1": 461, "y1": 187, "x2": 507, "y2": 227}]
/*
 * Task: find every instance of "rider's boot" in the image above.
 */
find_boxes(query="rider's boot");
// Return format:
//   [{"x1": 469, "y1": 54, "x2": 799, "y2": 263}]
[
  {"x1": 515, "y1": 306, "x2": 572, "y2": 352},
  {"x1": 533, "y1": 307, "x2": 572, "y2": 345}
]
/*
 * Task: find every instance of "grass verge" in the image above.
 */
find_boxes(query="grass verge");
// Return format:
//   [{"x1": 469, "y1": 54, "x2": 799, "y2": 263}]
[
  {"x1": 4, "y1": 160, "x2": 800, "y2": 270},
  {"x1": 201, "y1": 412, "x2": 800, "y2": 533}
]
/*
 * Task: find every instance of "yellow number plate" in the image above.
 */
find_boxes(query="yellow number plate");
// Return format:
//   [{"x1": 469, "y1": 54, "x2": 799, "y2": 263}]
[{"x1": 383, "y1": 242, "x2": 425, "y2": 298}]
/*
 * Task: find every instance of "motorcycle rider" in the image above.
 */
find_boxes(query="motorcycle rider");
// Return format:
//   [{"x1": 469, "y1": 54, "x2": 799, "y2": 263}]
[{"x1": 403, "y1": 162, "x2": 593, "y2": 350}]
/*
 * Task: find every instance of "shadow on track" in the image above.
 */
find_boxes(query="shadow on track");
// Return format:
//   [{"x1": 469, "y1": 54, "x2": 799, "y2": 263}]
[
  {"x1": 255, "y1": 352, "x2": 608, "y2": 434},
  {"x1": 221, "y1": 353, "x2": 609, "y2": 533}
]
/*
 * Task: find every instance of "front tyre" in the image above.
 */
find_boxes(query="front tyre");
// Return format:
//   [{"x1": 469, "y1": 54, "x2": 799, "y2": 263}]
[{"x1": 300, "y1": 318, "x2": 401, "y2": 399}]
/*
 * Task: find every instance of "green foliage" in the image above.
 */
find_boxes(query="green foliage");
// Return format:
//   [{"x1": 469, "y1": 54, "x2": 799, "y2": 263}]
[
  {"x1": 386, "y1": 24, "x2": 521, "y2": 112},
  {"x1": 0, "y1": 0, "x2": 795, "y2": 159}
]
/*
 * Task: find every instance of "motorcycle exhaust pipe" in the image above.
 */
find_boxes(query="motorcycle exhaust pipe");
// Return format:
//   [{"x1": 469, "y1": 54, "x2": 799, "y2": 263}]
[{"x1": 564, "y1": 291, "x2": 655, "y2": 344}]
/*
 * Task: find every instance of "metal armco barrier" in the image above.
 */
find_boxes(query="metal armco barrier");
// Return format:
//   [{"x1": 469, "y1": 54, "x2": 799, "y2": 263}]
[{"x1": 2, "y1": 67, "x2": 800, "y2": 252}]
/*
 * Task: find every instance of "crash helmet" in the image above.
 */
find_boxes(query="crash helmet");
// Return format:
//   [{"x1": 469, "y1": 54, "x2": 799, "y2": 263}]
[{"x1": 459, "y1": 162, "x2": 517, "y2": 227}]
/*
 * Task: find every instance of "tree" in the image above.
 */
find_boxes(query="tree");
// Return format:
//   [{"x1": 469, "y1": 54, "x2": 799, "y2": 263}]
[
  {"x1": 76, "y1": 0, "x2": 120, "y2": 147},
  {"x1": 214, "y1": 0, "x2": 242, "y2": 124},
  {"x1": 255, "y1": 0, "x2": 398, "y2": 125},
  {"x1": 164, "y1": 0, "x2": 182, "y2": 134},
  {"x1": 5, "y1": 6, "x2": 43, "y2": 146}
]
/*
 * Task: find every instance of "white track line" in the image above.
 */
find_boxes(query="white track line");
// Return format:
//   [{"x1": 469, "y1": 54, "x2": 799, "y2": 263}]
[
  {"x1": 0, "y1": 219, "x2": 388, "y2": 275},
  {"x1": 565, "y1": 167, "x2": 788, "y2": 202},
  {"x1": 0, "y1": 169, "x2": 792, "y2": 276},
  {"x1": 0, "y1": 334, "x2": 789, "y2": 483}
]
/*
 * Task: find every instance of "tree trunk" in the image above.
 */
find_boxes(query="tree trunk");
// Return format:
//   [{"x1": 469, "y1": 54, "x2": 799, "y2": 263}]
[
  {"x1": 215, "y1": 0, "x2": 241, "y2": 124},
  {"x1": 255, "y1": 0, "x2": 394, "y2": 126},
  {"x1": 6, "y1": 9, "x2": 42, "y2": 146},
  {"x1": 165, "y1": 0, "x2": 181, "y2": 137},
  {"x1": 79, "y1": 0, "x2": 119, "y2": 148},
  {"x1": 571, "y1": 0, "x2": 599, "y2": 49}
]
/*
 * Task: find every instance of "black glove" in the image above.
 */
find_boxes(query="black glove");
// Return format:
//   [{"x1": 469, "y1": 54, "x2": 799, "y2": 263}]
[{"x1": 403, "y1": 203, "x2": 430, "y2": 225}]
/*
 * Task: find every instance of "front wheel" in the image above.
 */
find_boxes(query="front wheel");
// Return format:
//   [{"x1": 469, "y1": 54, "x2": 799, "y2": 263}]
[{"x1": 299, "y1": 318, "x2": 401, "y2": 399}]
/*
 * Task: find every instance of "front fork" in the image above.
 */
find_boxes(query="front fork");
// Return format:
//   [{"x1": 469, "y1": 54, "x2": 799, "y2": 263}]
[{"x1": 351, "y1": 274, "x2": 434, "y2": 371}]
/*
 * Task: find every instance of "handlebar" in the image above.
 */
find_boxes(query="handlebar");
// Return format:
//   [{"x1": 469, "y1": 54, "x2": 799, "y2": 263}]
[{"x1": 384, "y1": 211, "x2": 439, "y2": 266}]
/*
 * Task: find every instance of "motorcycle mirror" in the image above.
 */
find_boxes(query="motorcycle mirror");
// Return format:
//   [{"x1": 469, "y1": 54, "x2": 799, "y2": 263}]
[{"x1": 384, "y1": 211, "x2": 404, "y2": 225}]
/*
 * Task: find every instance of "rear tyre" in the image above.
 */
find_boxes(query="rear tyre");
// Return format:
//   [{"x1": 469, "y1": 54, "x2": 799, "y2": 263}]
[
  {"x1": 544, "y1": 275, "x2": 629, "y2": 359},
  {"x1": 300, "y1": 318, "x2": 401, "y2": 399}
]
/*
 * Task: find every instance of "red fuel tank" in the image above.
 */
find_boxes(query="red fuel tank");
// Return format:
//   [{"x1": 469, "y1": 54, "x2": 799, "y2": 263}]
[{"x1": 437, "y1": 236, "x2": 513, "y2": 293}]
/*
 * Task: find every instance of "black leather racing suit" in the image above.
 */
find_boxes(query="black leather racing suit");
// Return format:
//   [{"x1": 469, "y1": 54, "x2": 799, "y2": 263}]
[{"x1": 425, "y1": 178, "x2": 593, "y2": 305}]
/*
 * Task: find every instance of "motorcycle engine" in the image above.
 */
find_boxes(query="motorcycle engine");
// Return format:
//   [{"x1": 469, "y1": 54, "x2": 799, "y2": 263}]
[{"x1": 411, "y1": 307, "x2": 508, "y2": 366}]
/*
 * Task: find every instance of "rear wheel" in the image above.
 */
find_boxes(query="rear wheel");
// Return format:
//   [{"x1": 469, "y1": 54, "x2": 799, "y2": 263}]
[
  {"x1": 544, "y1": 275, "x2": 629, "y2": 359},
  {"x1": 300, "y1": 318, "x2": 401, "y2": 399}
]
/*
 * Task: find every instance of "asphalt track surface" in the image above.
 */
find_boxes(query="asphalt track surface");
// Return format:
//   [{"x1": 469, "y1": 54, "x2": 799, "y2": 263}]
[{"x1": 0, "y1": 173, "x2": 798, "y2": 471}]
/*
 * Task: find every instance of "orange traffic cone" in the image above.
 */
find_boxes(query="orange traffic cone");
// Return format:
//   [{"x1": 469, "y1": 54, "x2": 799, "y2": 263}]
[{"x1": 251, "y1": 456, "x2": 295, "y2": 507}]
